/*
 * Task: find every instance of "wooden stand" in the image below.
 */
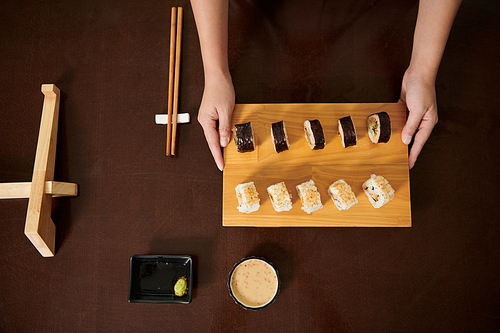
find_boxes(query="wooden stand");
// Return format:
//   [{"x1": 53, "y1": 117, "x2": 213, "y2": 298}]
[{"x1": 0, "y1": 84, "x2": 78, "y2": 257}]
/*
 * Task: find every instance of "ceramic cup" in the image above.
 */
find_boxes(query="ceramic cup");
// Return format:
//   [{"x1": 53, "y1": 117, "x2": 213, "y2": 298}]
[{"x1": 228, "y1": 257, "x2": 280, "y2": 310}]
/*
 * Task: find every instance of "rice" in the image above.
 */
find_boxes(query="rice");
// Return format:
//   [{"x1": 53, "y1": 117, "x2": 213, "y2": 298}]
[
  {"x1": 235, "y1": 182, "x2": 260, "y2": 213},
  {"x1": 327, "y1": 179, "x2": 358, "y2": 211},
  {"x1": 362, "y1": 174, "x2": 394, "y2": 208},
  {"x1": 296, "y1": 180, "x2": 323, "y2": 214},
  {"x1": 267, "y1": 182, "x2": 293, "y2": 212}
]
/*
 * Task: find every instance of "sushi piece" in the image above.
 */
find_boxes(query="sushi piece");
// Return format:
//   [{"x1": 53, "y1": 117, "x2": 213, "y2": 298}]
[
  {"x1": 367, "y1": 112, "x2": 391, "y2": 144},
  {"x1": 296, "y1": 180, "x2": 323, "y2": 214},
  {"x1": 327, "y1": 179, "x2": 358, "y2": 211},
  {"x1": 267, "y1": 182, "x2": 293, "y2": 212},
  {"x1": 271, "y1": 120, "x2": 289, "y2": 153},
  {"x1": 303, "y1": 119, "x2": 325, "y2": 150},
  {"x1": 233, "y1": 122, "x2": 255, "y2": 153},
  {"x1": 338, "y1": 116, "x2": 357, "y2": 148},
  {"x1": 235, "y1": 182, "x2": 260, "y2": 213},
  {"x1": 362, "y1": 174, "x2": 395, "y2": 208}
]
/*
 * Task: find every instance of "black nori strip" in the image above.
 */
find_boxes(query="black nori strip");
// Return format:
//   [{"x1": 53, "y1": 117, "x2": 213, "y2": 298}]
[
  {"x1": 271, "y1": 120, "x2": 289, "y2": 154},
  {"x1": 234, "y1": 122, "x2": 254, "y2": 153},
  {"x1": 376, "y1": 112, "x2": 391, "y2": 143},
  {"x1": 308, "y1": 119, "x2": 325, "y2": 150},
  {"x1": 339, "y1": 116, "x2": 357, "y2": 147}
]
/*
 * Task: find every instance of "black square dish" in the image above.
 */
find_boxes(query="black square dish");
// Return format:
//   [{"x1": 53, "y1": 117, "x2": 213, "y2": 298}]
[{"x1": 128, "y1": 255, "x2": 192, "y2": 303}]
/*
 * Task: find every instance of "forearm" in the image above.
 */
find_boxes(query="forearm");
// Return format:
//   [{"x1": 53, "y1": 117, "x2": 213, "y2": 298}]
[
  {"x1": 190, "y1": 0, "x2": 231, "y2": 81},
  {"x1": 409, "y1": 0, "x2": 462, "y2": 81}
]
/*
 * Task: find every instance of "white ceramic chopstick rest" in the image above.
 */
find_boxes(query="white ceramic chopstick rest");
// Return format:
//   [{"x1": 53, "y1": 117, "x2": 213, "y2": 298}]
[{"x1": 155, "y1": 113, "x2": 190, "y2": 125}]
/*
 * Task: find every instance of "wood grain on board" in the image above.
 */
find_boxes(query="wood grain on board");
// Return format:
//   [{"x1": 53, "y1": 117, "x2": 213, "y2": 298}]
[{"x1": 223, "y1": 103, "x2": 411, "y2": 227}]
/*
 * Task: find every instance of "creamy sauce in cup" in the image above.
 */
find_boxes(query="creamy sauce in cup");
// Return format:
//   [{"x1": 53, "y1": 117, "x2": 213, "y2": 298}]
[{"x1": 230, "y1": 258, "x2": 278, "y2": 308}]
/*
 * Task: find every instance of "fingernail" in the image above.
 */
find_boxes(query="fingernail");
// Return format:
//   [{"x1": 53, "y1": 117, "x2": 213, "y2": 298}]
[
  {"x1": 220, "y1": 137, "x2": 230, "y2": 147},
  {"x1": 402, "y1": 135, "x2": 412, "y2": 145},
  {"x1": 217, "y1": 162, "x2": 224, "y2": 172}
]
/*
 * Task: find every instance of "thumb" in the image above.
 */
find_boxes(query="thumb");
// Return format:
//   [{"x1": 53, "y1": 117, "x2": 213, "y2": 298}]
[
  {"x1": 401, "y1": 104, "x2": 423, "y2": 145},
  {"x1": 218, "y1": 109, "x2": 232, "y2": 148}
]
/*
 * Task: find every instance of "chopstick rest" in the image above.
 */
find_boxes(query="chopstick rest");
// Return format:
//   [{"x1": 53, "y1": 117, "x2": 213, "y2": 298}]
[{"x1": 155, "y1": 113, "x2": 190, "y2": 125}]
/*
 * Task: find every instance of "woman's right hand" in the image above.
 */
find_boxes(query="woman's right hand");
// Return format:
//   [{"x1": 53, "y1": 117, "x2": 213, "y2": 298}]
[{"x1": 197, "y1": 72, "x2": 235, "y2": 171}]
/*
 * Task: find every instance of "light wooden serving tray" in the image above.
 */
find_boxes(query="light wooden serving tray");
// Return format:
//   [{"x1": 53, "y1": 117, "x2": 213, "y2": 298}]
[{"x1": 222, "y1": 103, "x2": 411, "y2": 227}]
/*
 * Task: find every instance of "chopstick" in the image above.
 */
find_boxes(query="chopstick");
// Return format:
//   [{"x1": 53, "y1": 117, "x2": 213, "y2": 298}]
[
  {"x1": 166, "y1": 6, "x2": 183, "y2": 156},
  {"x1": 171, "y1": 7, "x2": 183, "y2": 155},
  {"x1": 166, "y1": 7, "x2": 177, "y2": 156}
]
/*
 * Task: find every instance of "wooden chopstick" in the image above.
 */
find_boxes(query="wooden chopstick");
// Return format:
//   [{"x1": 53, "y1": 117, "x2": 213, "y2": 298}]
[
  {"x1": 171, "y1": 7, "x2": 183, "y2": 155},
  {"x1": 166, "y1": 7, "x2": 177, "y2": 156}
]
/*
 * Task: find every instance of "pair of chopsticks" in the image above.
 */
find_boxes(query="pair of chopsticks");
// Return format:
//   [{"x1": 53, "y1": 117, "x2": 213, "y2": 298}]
[{"x1": 167, "y1": 7, "x2": 183, "y2": 156}]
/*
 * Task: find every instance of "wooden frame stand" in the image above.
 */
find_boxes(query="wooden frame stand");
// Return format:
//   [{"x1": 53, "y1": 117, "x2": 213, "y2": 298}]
[{"x1": 0, "y1": 84, "x2": 78, "y2": 257}]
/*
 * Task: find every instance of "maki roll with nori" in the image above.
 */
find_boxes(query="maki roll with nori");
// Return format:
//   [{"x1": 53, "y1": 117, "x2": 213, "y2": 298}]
[
  {"x1": 338, "y1": 116, "x2": 357, "y2": 148},
  {"x1": 367, "y1": 111, "x2": 391, "y2": 144},
  {"x1": 271, "y1": 120, "x2": 289, "y2": 154},
  {"x1": 303, "y1": 119, "x2": 325, "y2": 150},
  {"x1": 233, "y1": 122, "x2": 255, "y2": 153}
]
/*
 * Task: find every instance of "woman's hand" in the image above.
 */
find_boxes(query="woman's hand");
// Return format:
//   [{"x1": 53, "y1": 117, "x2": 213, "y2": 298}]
[
  {"x1": 197, "y1": 73, "x2": 235, "y2": 171},
  {"x1": 399, "y1": 68, "x2": 438, "y2": 169},
  {"x1": 400, "y1": 0, "x2": 461, "y2": 168},
  {"x1": 191, "y1": 0, "x2": 232, "y2": 170}
]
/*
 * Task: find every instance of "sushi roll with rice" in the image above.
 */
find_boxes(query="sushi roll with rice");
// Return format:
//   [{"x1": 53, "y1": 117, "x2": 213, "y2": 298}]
[
  {"x1": 367, "y1": 112, "x2": 391, "y2": 144},
  {"x1": 303, "y1": 119, "x2": 325, "y2": 150},
  {"x1": 233, "y1": 122, "x2": 255, "y2": 153},
  {"x1": 235, "y1": 182, "x2": 260, "y2": 213},
  {"x1": 271, "y1": 120, "x2": 290, "y2": 154},
  {"x1": 267, "y1": 182, "x2": 293, "y2": 212},
  {"x1": 327, "y1": 179, "x2": 358, "y2": 211},
  {"x1": 296, "y1": 180, "x2": 323, "y2": 214},
  {"x1": 362, "y1": 174, "x2": 395, "y2": 208},
  {"x1": 338, "y1": 116, "x2": 357, "y2": 148}
]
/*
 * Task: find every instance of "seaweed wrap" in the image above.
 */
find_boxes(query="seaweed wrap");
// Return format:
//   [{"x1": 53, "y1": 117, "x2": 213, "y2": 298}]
[
  {"x1": 303, "y1": 119, "x2": 325, "y2": 150},
  {"x1": 338, "y1": 116, "x2": 357, "y2": 148},
  {"x1": 271, "y1": 120, "x2": 290, "y2": 154},
  {"x1": 233, "y1": 122, "x2": 255, "y2": 153},
  {"x1": 367, "y1": 111, "x2": 391, "y2": 144}
]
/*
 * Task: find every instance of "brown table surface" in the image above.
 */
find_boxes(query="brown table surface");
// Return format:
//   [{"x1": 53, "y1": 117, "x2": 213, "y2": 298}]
[{"x1": 1, "y1": 0, "x2": 499, "y2": 331}]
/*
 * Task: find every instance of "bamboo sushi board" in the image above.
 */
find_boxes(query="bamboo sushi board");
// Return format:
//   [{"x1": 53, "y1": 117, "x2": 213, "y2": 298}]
[{"x1": 223, "y1": 103, "x2": 411, "y2": 227}]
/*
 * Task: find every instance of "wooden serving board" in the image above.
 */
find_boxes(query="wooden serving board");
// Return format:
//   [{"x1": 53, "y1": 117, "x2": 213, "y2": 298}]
[{"x1": 222, "y1": 103, "x2": 411, "y2": 227}]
